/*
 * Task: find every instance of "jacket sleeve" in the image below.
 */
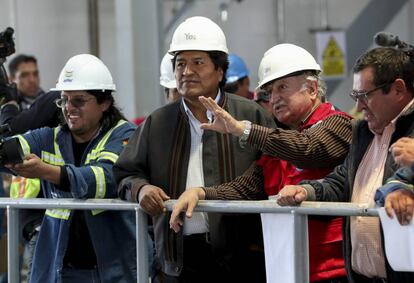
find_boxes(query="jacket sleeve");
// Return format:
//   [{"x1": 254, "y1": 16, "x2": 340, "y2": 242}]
[
  {"x1": 63, "y1": 123, "x2": 136, "y2": 199},
  {"x1": 113, "y1": 119, "x2": 151, "y2": 203},
  {"x1": 299, "y1": 151, "x2": 350, "y2": 202},
  {"x1": 204, "y1": 162, "x2": 267, "y2": 200},
  {"x1": 248, "y1": 114, "x2": 352, "y2": 169},
  {"x1": 17, "y1": 128, "x2": 49, "y2": 158},
  {"x1": 0, "y1": 91, "x2": 61, "y2": 135},
  {"x1": 374, "y1": 165, "x2": 414, "y2": 206}
]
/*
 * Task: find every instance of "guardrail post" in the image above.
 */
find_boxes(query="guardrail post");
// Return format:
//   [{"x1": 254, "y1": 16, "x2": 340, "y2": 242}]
[
  {"x1": 293, "y1": 212, "x2": 309, "y2": 283},
  {"x1": 7, "y1": 205, "x2": 19, "y2": 283},
  {"x1": 136, "y1": 207, "x2": 149, "y2": 283}
]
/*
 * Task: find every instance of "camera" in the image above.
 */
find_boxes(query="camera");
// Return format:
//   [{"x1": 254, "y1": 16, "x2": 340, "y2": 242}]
[
  {"x1": 0, "y1": 28, "x2": 24, "y2": 165},
  {"x1": 0, "y1": 27, "x2": 15, "y2": 85},
  {"x1": 0, "y1": 124, "x2": 24, "y2": 165}
]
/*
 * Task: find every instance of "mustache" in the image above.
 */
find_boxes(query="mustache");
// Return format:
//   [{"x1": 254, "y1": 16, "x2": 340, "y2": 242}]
[{"x1": 273, "y1": 102, "x2": 287, "y2": 109}]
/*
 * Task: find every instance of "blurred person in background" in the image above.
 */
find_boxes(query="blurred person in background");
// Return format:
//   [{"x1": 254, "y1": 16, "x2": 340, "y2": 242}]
[
  {"x1": 0, "y1": 54, "x2": 61, "y2": 283},
  {"x1": 224, "y1": 53, "x2": 254, "y2": 99},
  {"x1": 8, "y1": 54, "x2": 44, "y2": 110},
  {"x1": 160, "y1": 52, "x2": 180, "y2": 103},
  {"x1": 254, "y1": 88, "x2": 272, "y2": 114}
]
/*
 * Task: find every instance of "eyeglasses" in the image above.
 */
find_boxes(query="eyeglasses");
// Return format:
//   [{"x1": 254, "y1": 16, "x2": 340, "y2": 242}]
[
  {"x1": 55, "y1": 96, "x2": 95, "y2": 109},
  {"x1": 349, "y1": 83, "x2": 391, "y2": 102}
]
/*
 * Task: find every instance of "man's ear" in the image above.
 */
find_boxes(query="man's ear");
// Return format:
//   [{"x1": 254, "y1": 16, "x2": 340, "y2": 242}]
[
  {"x1": 307, "y1": 79, "x2": 318, "y2": 98},
  {"x1": 393, "y1": 78, "x2": 407, "y2": 94},
  {"x1": 100, "y1": 100, "x2": 111, "y2": 112},
  {"x1": 217, "y1": 68, "x2": 224, "y2": 82}
]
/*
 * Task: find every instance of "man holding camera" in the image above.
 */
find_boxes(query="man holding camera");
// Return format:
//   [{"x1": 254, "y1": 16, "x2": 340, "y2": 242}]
[
  {"x1": 0, "y1": 55, "x2": 62, "y2": 283},
  {"x1": 6, "y1": 54, "x2": 137, "y2": 283}
]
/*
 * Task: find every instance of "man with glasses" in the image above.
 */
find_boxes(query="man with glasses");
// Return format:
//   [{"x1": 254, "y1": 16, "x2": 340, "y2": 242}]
[
  {"x1": 277, "y1": 47, "x2": 414, "y2": 282},
  {"x1": 6, "y1": 54, "x2": 137, "y2": 283}
]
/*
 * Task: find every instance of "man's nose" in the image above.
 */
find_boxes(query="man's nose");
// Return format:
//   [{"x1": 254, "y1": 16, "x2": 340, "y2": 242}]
[
  {"x1": 64, "y1": 100, "x2": 76, "y2": 111},
  {"x1": 183, "y1": 65, "x2": 194, "y2": 75},
  {"x1": 269, "y1": 91, "x2": 279, "y2": 104},
  {"x1": 356, "y1": 98, "x2": 366, "y2": 112}
]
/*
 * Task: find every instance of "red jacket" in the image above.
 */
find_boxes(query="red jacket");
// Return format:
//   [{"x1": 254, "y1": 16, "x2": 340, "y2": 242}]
[{"x1": 256, "y1": 103, "x2": 348, "y2": 282}]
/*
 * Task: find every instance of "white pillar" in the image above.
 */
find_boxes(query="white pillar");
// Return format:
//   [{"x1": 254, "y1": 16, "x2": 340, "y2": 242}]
[{"x1": 115, "y1": 0, "x2": 163, "y2": 120}]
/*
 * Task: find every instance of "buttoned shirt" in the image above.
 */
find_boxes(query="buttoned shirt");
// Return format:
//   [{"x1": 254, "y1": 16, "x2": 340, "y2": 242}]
[
  {"x1": 351, "y1": 99, "x2": 414, "y2": 278},
  {"x1": 181, "y1": 92, "x2": 220, "y2": 235}
]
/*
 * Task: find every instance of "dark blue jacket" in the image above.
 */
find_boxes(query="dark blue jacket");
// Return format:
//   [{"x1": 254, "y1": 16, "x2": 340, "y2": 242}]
[{"x1": 16, "y1": 120, "x2": 137, "y2": 283}]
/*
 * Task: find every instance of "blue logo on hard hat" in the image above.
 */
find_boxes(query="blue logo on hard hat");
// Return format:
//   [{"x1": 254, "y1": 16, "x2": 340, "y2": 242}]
[{"x1": 226, "y1": 53, "x2": 249, "y2": 84}]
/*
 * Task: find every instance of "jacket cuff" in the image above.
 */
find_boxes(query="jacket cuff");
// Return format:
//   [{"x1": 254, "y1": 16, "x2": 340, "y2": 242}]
[
  {"x1": 203, "y1": 187, "x2": 217, "y2": 200},
  {"x1": 301, "y1": 184, "x2": 316, "y2": 201},
  {"x1": 374, "y1": 181, "x2": 412, "y2": 206},
  {"x1": 131, "y1": 181, "x2": 149, "y2": 203},
  {"x1": 59, "y1": 166, "x2": 71, "y2": 192}
]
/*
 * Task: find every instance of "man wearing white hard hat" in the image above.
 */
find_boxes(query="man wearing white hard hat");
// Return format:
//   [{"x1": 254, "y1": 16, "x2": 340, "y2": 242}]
[
  {"x1": 160, "y1": 52, "x2": 180, "y2": 103},
  {"x1": 115, "y1": 16, "x2": 274, "y2": 282},
  {"x1": 6, "y1": 54, "x2": 137, "y2": 283},
  {"x1": 170, "y1": 43, "x2": 353, "y2": 282}
]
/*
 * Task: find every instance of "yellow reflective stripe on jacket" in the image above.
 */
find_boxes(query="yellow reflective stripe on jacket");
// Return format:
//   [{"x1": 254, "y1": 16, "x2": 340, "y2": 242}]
[
  {"x1": 17, "y1": 135, "x2": 31, "y2": 155},
  {"x1": 45, "y1": 208, "x2": 71, "y2": 220},
  {"x1": 41, "y1": 127, "x2": 71, "y2": 220},
  {"x1": 45, "y1": 121, "x2": 127, "y2": 218},
  {"x1": 90, "y1": 166, "x2": 106, "y2": 199},
  {"x1": 41, "y1": 151, "x2": 65, "y2": 166},
  {"x1": 97, "y1": 151, "x2": 118, "y2": 163},
  {"x1": 96, "y1": 120, "x2": 127, "y2": 149},
  {"x1": 10, "y1": 176, "x2": 41, "y2": 198},
  {"x1": 85, "y1": 120, "x2": 127, "y2": 164},
  {"x1": 41, "y1": 128, "x2": 65, "y2": 166}
]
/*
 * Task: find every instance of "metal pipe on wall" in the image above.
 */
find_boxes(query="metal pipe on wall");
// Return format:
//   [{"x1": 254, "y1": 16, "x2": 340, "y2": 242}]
[
  {"x1": 276, "y1": 0, "x2": 285, "y2": 43},
  {"x1": 88, "y1": 0, "x2": 100, "y2": 57}
]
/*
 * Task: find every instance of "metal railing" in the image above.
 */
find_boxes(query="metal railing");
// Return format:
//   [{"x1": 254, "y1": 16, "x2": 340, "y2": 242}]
[{"x1": 0, "y1": 198, "x2": 379, "y2": 283}]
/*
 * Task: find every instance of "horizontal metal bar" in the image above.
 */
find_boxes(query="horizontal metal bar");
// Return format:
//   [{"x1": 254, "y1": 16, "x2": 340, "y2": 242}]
[
  {"x1": 164, "y1": 200, "x2": 379, "y2": 216},
  {"x1": 0, "y1": 198, "x2": 379, "y2": 216}
]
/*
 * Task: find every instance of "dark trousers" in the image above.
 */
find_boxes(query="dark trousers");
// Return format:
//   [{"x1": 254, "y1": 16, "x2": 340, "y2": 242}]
[
  {"x1": 317, "y1": 277, "x2": 349, "y2": 283},
  {"x1": 153, "y1": 233, "x2": 231, "y2": 283}
]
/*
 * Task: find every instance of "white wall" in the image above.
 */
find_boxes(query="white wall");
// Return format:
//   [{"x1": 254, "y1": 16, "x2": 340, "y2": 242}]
[{"x1": 0, "y1": 0, "x2": 90, "y2": 91}]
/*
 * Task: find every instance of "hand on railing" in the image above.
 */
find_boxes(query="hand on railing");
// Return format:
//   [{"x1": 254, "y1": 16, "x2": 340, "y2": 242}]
[
  {"x1": 276, "y1": 185, "x2": 308, "y2": 206},
  {"x1": 138, "y1": 185, "x2": 170, "y2": 216},
  {"x1": 169, "y1": 187, "x2": 206, "y2": 232}
]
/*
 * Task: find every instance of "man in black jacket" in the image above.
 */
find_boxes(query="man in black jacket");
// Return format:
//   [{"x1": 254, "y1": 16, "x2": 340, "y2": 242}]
[
  {"x1": 277, "y1": 47, "x2": 414, "y2": 282},
  {"x1": 114, "y1": 16, "x2": 274, "y2": 283}
]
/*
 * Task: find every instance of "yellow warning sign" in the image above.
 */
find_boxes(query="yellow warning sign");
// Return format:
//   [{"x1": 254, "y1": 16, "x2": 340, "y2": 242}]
[{"x1": 322, "y1": 36, "x2": 345, "y2": 76}]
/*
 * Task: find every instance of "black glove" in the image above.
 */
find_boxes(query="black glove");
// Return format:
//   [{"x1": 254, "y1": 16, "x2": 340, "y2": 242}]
[{"x1": 0, "y1": 83, "x2": 18, "y2": 105}]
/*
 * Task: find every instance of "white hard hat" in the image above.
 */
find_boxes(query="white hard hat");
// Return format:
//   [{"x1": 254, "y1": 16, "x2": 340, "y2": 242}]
[
  {"x1": 168, "y1": 16, "x2": 228, "y2": 54},
  {"x1": 257, "y1": 43, "x2": 321, "y2": 90},
  {"x1": 159, "y1": 53, "x2": 176, "y2": 89},
  {"x1": 51, "y1": 54, "x2": 116, "y2": 92}
]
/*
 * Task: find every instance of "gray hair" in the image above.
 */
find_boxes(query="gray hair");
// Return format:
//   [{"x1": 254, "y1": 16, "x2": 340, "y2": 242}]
[{"x1": 301, "y1": 71, "x2": 327, "y2": 102}]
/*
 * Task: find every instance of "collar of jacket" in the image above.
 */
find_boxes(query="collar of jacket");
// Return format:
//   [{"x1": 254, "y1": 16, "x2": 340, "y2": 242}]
[
  {"x1": 178, "y1": 89, "x2": 227, "y2": 118},
  {"x1": 299, "y1": 102, "x2": 349, "y2": 131}
]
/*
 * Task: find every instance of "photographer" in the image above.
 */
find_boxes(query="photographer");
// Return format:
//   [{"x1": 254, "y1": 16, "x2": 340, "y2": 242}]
[{"x1": 0, "y1": 28, "x2": 61, "y2": 283}]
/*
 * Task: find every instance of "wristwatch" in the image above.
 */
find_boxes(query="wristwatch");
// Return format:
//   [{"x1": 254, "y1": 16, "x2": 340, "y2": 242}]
[{"x1": 239, "y1": 120, "x2": 252, "y2": 147}]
